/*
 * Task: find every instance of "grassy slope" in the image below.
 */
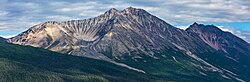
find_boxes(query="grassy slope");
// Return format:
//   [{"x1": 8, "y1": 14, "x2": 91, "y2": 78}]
[
  {"x1": 1, "y1": 42, "x2": 248, "y2": 82},
  {"x1": 114, "y1": 49, "x2": 231, "y2": 82},
  {"x1": 0, "y1": 42, "x2": 151, "y2": 82},
  {"x1": 113, "y1": 48, "x2": 250, "y2": 82}
]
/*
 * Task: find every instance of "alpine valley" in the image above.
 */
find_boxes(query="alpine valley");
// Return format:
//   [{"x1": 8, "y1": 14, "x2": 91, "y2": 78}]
[{"x1": 1, "y1": 7, "x2": 250, "y2": 82}]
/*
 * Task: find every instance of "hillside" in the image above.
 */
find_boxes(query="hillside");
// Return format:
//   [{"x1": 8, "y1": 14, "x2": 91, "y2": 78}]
[{"x1": 0, "y1": 42, "x2": 151, "y2": 82}]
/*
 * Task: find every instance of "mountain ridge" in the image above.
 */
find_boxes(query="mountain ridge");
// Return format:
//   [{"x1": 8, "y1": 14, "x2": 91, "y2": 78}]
[
  {"x1": 7, "y1": 7, "x2": 250, "y2": 82},
  {"x1": 186, "y1": 23, "x2": 250, "y2": 58}
]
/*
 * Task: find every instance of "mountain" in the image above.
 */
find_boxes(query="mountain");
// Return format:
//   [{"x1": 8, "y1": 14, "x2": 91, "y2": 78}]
[
  {"x1": 8, "y1": 7, "x2": 201, "y2": 60},
  {"x1": 0, "y1": 37, "x2": 6, "y2": 42},
  {"x1": 0, "y1": 42, "x2": 153, "y2": 82},
  {"x1": 8, "y1": 7, "x2": 213, "y2": 63},
  {"x1": 186, "y1": 23, "x2": 250, "y2": 60},
  {"x1": 7, "y1": 7, "x2": 250, "y2": 81},
  {"x1": 186, "y1": 23, "x2": 250, "y2": 81}
]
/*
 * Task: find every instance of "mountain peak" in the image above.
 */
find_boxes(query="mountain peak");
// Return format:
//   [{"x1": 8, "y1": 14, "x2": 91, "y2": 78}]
[
  {"x1": 108, "y1": 8, "x2": 119, "y2": 12},
  {"x1": 104, "y1": 8, "x2": 120, "y2": 15},
  {"x1": 192, "y1": 22, "x2": 199, "y2": 26},
  {"x1": 125, "y1": 6, "x2": 137, "y2": 11},
  {"x1": 190, "y1": 22, "x2": 204, "y2": 27},
  {"x1": 187, "y1": 23, "x2": 223, "y2": 33},
  {"x1": 122, "y1": 7, "x2": 149, "y2": 15}
]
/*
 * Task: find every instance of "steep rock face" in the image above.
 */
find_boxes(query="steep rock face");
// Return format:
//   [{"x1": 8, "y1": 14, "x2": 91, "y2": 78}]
[
  {"x1": 186, "y1": 23, "x2": 250, "y2": 61},
  {"x1": 8, "y1": 9, "x2": 117, "y2": 60},
  {"x1": 90, "y1": 7, "x2": 213, "y2": 58},
  {"x1": 185, "y1": 23, "x2": 250, "y2": 82}
]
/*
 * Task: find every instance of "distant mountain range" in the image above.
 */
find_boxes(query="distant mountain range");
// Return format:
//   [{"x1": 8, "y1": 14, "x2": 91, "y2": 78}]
[{"x1": 2, "y1": 7, "x2": 250, "y2": 82}]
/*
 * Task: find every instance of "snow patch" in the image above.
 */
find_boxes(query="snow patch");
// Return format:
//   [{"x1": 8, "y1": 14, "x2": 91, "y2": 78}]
[
  {"x1": 172, "y1": 56, "x2": 179, "y2": 63},
  {"x1": 225, "y1": 56, "x2": 239, "y2": 62},
  {"x1": 221, "y1": 75, "x2": 231, "y2": 79},
  {"x1": 221, "y1": 68, "x2": 237, "y2": 76},
  {"x1": 199, "y1": 71, "x2": 207, "y2": 76},
  {"x1": 116, "y1": 63, "x2": 146, "y2": 73}
]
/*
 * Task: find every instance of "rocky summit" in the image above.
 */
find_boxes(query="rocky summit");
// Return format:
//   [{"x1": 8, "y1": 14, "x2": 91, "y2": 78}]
[{"x1": 8, "y1": 7, "x2": 250, "y2": 82}]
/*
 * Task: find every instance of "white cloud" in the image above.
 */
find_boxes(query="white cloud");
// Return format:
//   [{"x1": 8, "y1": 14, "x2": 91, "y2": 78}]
[
  {"x1": 3, "y1": 0, "x2": 250, "y2": 26},
  {"x1": 0, "y1": 34, "x2": 16, "y2": 38},
  {"x1": 177, "y1": 26, "x2": 189, "y2": 30},
  {"x1": 0, "y1": 11, "x2": 8, "y2": 17},
  {"x1": 56, "y1": 5, "x2": 95, "y2": 12},
  {"x1": 140, "y1": 0, "x2": 250, "y2": 24},
  {"x1": 217, "y1": 26, "x2": 232, "y2": 32},
  {"x1": 46, "y1": 15, "x2": 75, "y2": 21},
  {"x1": 217, "y1": 26, "x2": 250, "y2": 43}
]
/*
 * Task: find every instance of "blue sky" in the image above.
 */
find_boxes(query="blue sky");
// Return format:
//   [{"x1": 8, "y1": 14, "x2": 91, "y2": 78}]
[{"x1": 0, "y1": 0, "x2": 250, "y2": 43}]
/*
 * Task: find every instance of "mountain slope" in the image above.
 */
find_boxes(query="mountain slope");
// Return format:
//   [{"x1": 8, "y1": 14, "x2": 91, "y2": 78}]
[
  {"x1": 186, "y1": 23, "x2": 250, "y2": 57},
  {"x1": 186, "y1": 23, "x2": 250, "y2": 66},
  {"x1": 8, "y1": 7, "x2": 207, "y2": 60},
  {"x1": 0, "y1": 37, "x2": 6, "y2": 42},
  {"x1": 186, "y1": 23, "x2": 250, "y2": 82},
  {"x1": 0, "y1": 42, "x2": 151, "y2": 82},
  {"x1": 0, "y1": 43, "x2": 242, "y2": 82},
  {"x1": 7, "y1": 7, "x2": 250, "y2": 82}
]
